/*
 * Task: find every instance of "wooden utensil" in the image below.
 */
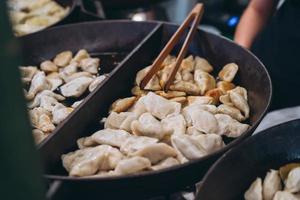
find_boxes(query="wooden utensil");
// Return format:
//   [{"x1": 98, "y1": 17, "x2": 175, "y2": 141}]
[{"x1": 140, "y1": 3, "x2": 204, "y2": 91}]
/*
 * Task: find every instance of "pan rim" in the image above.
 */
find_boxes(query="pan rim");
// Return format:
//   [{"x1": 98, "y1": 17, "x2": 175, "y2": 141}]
[{"x1": 37, "y1": 20, "x2": 272, "y2": 181}]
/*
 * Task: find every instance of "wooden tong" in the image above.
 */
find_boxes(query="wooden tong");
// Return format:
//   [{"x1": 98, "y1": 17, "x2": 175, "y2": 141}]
[{"x1": 140, "y1": 3, "x2": 204, "y2": 91}]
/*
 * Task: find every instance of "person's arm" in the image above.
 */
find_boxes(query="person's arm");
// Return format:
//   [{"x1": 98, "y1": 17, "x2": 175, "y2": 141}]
[{"x1": 234, "y1": 0, "x2": 275, "y2": 48}]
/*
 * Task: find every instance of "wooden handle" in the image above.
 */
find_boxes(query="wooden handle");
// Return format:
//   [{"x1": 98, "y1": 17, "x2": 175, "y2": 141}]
[{"x1": 140, "y1": 3, "x2": 204, "y2": 90}]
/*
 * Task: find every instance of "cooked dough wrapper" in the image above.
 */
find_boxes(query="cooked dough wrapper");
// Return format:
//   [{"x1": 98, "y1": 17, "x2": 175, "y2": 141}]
[
  {"x1": 194, "y1": 56, "x2": 213, "y2": 73},
  {"x1": 186, "y1": 126, "x2": 205, "y2": 136},
  {"x1": 110, "y1": 97, "x2": 137, "y2": 113},
  {"x1": 273, "y1": 191, "x2": 300, "y2": 200},
  {"x1": 131, "y1": 86, "x2": 148, "y2": 96},
  {"x1": 71, "y1": 100, "x2": 83, "y2": 108},
  {"x1": 155, "y1": 90, "x2": 186, "y2": 99},
  {"x1": 192, "y1": 133, "x2": 225, "y2": 154},
  {"x1": 132, "y1": 143, "x2": 177, "y2": 164},
  {"x1": 46, "y1": 72, "x2": 63, "y2": 91},
  {"x1": 231, "y1": 86, "x2": 248, "y2": 100},
  {"x1": 52, "y1": 103, "x2": 73, "y2": 125},
  {"x1": 181, "y1": 70, "x2": 194, "y2": 82},
  {"x1": 263, "y1": 169, "x2": 282, "y2": 200},
  {"x1": 114, "y1": 156, "x2": 151, "y2": 175},
  {"x1": 162, "y1": 55, "x2": 176, "y2": 67},
  {"x1": 72, "y1": 49, "x2": 90, "y2": 63},
  {"x1": 285, "y1": 167, "x2": 300, "y2": 193},
  {"x1": 40, "y1": 60, "x2": 58, "y2": 73},
  {"x1": 80, "y1": 57, "x2": 100, "y2": 74},
  {"x1": 91, "y1": 128, "x2": 132, "y2": 148},
  {"x1": 120, "y1": 135, "x2": 158, "y2": 155},
  {"x1": 64, "y1": 72, "x2": 93, "y2": 83},
  {"x1": 161, "y1": 114, "x2": 186, "y2": 135},
  {"x1": 128, "y1": 96, "x2": 147, "y2": 116},
  {"x1": 53, "y1": 51, "x2": 73, "y2": 67},
  {"x1": 219, "y1": 94, "x2": 234, "y2": 106},
  {"x1": 77, "y1": 136, "x2": 98, "y2": 149},
  {"x1": 229, "y1": 90, "x2": 250, "y2": 119},
  {"x1": 218, "y1": 63, "x2": 239, "y2": 82},
  {"x1": 151, "y1": 157, "x2": 180, "y2": 171},
  {"x1": 27, "y1": 71, "x2": 51, "y2": 100},
  {"x1": 217, "y1": 104, "x2": 245, "y2": 122},
  {"x1": 169, "y1": 97, "x2": 187, "y2": 105},
  {"x1": 215, "y1": 114, "x2": 249, "y2": 138},
  {"x1": 205, "y1": 88, "x2": 224, "y2": 104},
  {"x1": 187, "y1": 96, "x2": 214, "y2": 106},
  {"x1": 28, "y1": 90, "x2": 65, "y2": 110},
  {"x1": 29, "y1": 107, "x2": 55, "y2": 133},
  {"x1": 19, "y1": 66, "x2": 38, "y2": 84},
  {"x1": 88, "y1": 75, "x2": 107, "y2": 92},
  {"x1": 136, "y1": 66, "x2": 161, "y2": 91},
  {"x1": 244, "y1": 178, "x2": 263, "y2": 200},
  {"x1": 60, "y1": 76, "x2": 93, "y2": 97},
  {"x1": 217, "y1": 81, "x2": 235, "y2": 93},
  {"x1": 183, "y1": 105, "x2": 218, "y2": 134},
  {"x1": 32, "y1": 129, "x2": 47, "y2": 144},
  {"x1": 171, "y1": 134, "x2": 207, "y2": 160},
  {"x1": 105, "y1": 112, "x2": 138, "y2": 132},
  {"x1": 194, "y1": 69, "x2": 216, "y2": 95},
  {"x1": 170, "y1": 81, "x2": 201, "y2": 95},
  {"x1": 131, "y1": 113, "x2": 172, "y2": 140},
  {"x1": 180, "y1": 55, "x2": 195, "y2": 72},
  {"x1": 142, "y1": 92, "x2": 181, "y2": 120},
  {"x1": 59, "y1": 62, "x2": 78, "y2": 82}
]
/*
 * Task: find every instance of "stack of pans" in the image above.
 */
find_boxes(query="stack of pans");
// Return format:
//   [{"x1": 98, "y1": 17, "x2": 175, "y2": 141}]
[{"x1": 19, "y1": 20, "x2": 272, "y2": 199}]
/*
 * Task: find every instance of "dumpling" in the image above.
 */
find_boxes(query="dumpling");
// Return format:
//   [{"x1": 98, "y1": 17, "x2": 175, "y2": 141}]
[
  {"x1": 40, "y1": 60, "x2": 58, "y2": 73},
  {"x1": 183, "y1": 105, "x2": 218, "y2": 134},
  {"x1": 171, "y1": 134, "x2": 207, "y2": 160},
  {"x1": 151, "y1": 157, "x2": 180, "y2": 171},
  {"x1": 91, "y1": 128, "x2": 132, "y2": 148},
  {"x1": 215, "y1": 114, "x2": 249, "y2": 138},
  {"x1": 80, "y1": 57, "x2": 100, "y2": 74},
  {"x1": 194, "y1": 56, "x2": 213, "y2": 73},
  {"x1": 88, "y1": 75, "x2": 107, "y2": 92},
  {"x1": 59, "y1": 62, "x2": 78, "y2": 82},
  {"x1": 60, "y1": 76, "x2": 93, "y2": 97},
  {"x1": 46, "y1": 72, "x2": 63, "y2": 91},
  {"x1": 263, "y1": 169, "x2": 282, "y2": 200},
  {"x1": 72, "y1": 49, "x2": 89, "y2": 63},
  {"x1": 120, "y1": 135, "x2": 158, "y2": 155},
  {"x1": 187, "y1": 96, "x2": 214, "y2": 106},
  {"x1": 29, "y1": 107, "x2": 55, "y2": 133},
  {"x1": 155, "y1": 90, "x2": 186, "y2": 99},
  {"x1": 285, "y1": 167, "x2": 300, "y2": 193},
  {"x1": 180, "y1": 55, "x2": 195, "y2": 72},
  {"x1": 63, "y1": 72, "x2": 93, "y2": 83},
  {"x1": 19, "y1": 66, "x2": 38, "y2": 84},
  {"x1": 131, "y1": 113, "x2": 172, "y2": 140},
  {"x1": 273, "y1": 191, "x2": 300, "y2": 200},
  {"x1": 161, "y1": 114, "x2": 186, "y2": 135},
  {"x1": 136, "y1": 66, "x2": 161, "y2": 91},
  {"x1": 28, "y1": 90, "x2": 65, "y2": 110},
  {"x1": 52, "y1": 103, "x2": 73, "y2": 125},
  {"x1": 105, "y1": 112, "x2": 138, "y2": 132},
  {"x1": 131, "y1": 143, "x2": 177, "y2": 164},
  {"x1": 194, "y1": 69, "x2": 216, "y2": 95},
  {"x1": 205, "y1": 88, "x2": 224, "y2": 104},
  {"x1": 186, "y1": 126, "x2": 205, "y2": 136},
  {"x1": 191, "y1": 133, "x2": 225, "y2": 154},
  {"x1": 229, "y1": 89, "x2": 250, "y2": 119},
  {"x1": 27, "y1": 71, "x2": 51, "y2": 100},
  {"x1": 110, "y1": 97, "x2": 137, "y2": 113},
  {"x1": 218, "y1": 63, "x2": 239, "y2": 82},
  {"x1": 217, "y1": 104, "x2": 245, "y2": 122},
  {"x1": 53, "y1": 51, "x2": 73, "y2": 67},
  {"x1": 114, "y1": 156, "x2": 151, "y2": 175},
  {"x1": 244, "y1": 178, "x2": 263, "y2": 200},
  {"x1": 170, "y1": 81, "x2": 201, "y2": 95},
  {"x1": 142, "y1": 92, "x2": 181, "y2": 120},
  {"x1": 217, "y1": 81, "x2": 235, "y2": 93}
]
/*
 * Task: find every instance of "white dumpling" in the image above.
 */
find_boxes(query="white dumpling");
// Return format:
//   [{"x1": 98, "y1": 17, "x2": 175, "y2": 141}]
[
  {"x1": 19, "y1": 66, "x2": 38, "y2": 84},
  {"x1": 114, "y1": 156, "x2": 151, "y2": 175},
  {"x1": 215, "y1": 114, "x2": 249, "y2": 138},
  {"x1": 29, "y1": 107, "x2": 55, "y2": 133},
  {"x1": 186, "y1": 126, "x2": 205, "y2": 136},
  {"x1": 105, "y1": 112, "x2": 138, "y2": 132},
  {"x1": 183, "y1": 106, "x2": 218, "y2": 134},
  {"x1": 194, "y1": 56, "x2": 213, "y2": 73},
  {"x1": 91, "y1": 128, "x2": 132, "y2": 148},
  {"x1": 171, "y1": 134, "x2": 207, "y2": 160},
  {"x1": 191, "y1": 133, "x2": 225, "y2": 154},
  {"x1": 120, "y1": 136, "x2": 158, "y2": 155},
  {"x1": 59, "y1": 62, "x2": 78, "y2": 82},
  {"x1": 80, "y1": 57, "x2": 100, "y2": 74},
  {"x1": 187, "y1": 96, "x2": 214, "y2": 106},
  {"x1": 52, "y1": 103, "x2": 73, "y2": 125},
  {"x1": 46, "y1": 72, "x2": 63, "y2": 91},
  {"x1": 263, "y1": 169, "x2": 282, "y2": 200},
  {"x1": 28, "y1": 90, "x2": 65, "y2": 111},
  {"x1": 64, "y1": 72, "x2": 93, "y2": 83},
  {"x1": 244, "y1": 178, "x2": 263, "y2": 200},
  {"x1": 161, "y1": 114, "x2": 186, "y2": 135},
  {"x1": 135, "y1": 66, "x2": 161, "y2": 91},
  {"x1": 273, "y1": 191, "x2": 300, "y2": 200},
  {"x1": 99, "y1": 146, "x2": 124, "y2": 171},
  {"x1": 142, "y1": 92, "x2": 181, "y2": 120},
  {"x1": 285, "y1": 167, "x2": 300, "y2": 193},
  {"x1": 131, "y1": 143, "x2": 177, "y2": 164},
  {"x1": 151, "y1": 157, "x2": 180, "y2": 171},
  {"x1": 128, "y1": 96, "x2": 147, "y2": 116},
  {"x1": 89, "y1": 75, "x2": 107, "y2": 92},
  {"x1": 131, "y1": 113, "x2": 172, "y2": 140},
  {"x1": 194, "y1": 69, "x2": 216, "y2": 95},
  {"x1": 53, "y1": 51, "x2": 73, "y2": 67},
  {"x1": 27, "y1": 71, "x2": 51, "y2": 100},
  {"x1": 217, "y1": 104, "x2": 245, "y2": 122},
  {"x1": 60, "y1": 76, "x2": 93, "y2": 97},
  {"x1": 229, "y1": 90, "x2": 250, "y2": 119}
]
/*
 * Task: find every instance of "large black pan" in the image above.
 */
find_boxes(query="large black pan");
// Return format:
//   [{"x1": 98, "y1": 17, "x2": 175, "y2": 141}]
[
  {"x1": 196, "y1": 119, "x2": 300, "y2": 200},
  {"x1": 27, "y1": 21, "x2": 271, "y2": 199}
]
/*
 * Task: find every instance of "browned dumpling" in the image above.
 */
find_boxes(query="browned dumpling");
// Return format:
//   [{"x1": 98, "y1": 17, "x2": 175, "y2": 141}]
[
  {"x1": 218, "y1": 63, "x2": 239, "y2": 82},
  {"x1": 110, "y1": 96, "x2": 137, "y2": 113},
  {"x1": 53, "y1": 51, "x2": 73, "y2": 67},
  {"x1": 194, "y1": 69, "x2": 216, "y2": 95}
]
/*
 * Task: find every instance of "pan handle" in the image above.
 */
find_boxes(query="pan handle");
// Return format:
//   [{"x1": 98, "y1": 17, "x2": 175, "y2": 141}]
[
  {"x1": 77, "y1": 0, "x2": 106, "y2": 19},
  {"x1": 46, "y1": 180, "x2": 62, "y2": 200}
]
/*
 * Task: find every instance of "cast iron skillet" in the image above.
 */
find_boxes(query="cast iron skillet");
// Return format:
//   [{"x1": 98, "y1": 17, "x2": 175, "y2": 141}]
[
  {"x1": 196, "y1": 119, "x2": 300, "y2": 200},
  {"x1": 30, "y1": 21, "x2": 272, "y2": 199}
]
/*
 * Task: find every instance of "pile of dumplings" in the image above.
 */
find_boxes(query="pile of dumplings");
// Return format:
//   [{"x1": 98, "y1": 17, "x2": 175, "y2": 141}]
[
  {"x1": 245, "y1": 164, "x2": 300, "y2": 200},
  {"x1": 8, "y1": 0, "x2": 69, "y2": 36},
  {"x1": 21, "y1": 49, "x2": 107, "y2": 143},
  {"x1": 62, "y1": 55, "x2": 251, "y2": 177}
]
